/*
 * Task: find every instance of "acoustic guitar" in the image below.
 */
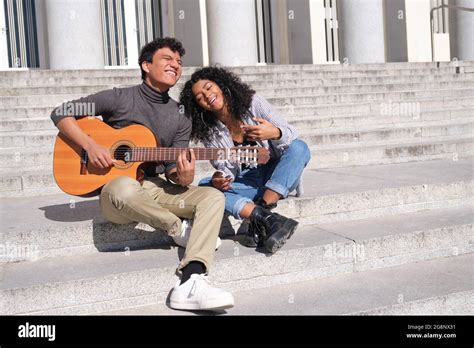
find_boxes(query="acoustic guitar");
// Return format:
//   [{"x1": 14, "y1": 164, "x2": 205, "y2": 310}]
[{"x1": 53, "y1": 117, "x2": 270, "y2": 196}]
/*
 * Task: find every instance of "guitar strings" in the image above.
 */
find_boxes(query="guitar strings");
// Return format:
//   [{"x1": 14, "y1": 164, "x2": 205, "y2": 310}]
[
  {"x1": 109, "y1": 147, "x2": 261, "y2": 152},
  {"x1": 109, "y1": 148, "x2": 261, "y2": 154},
  {"x1": 108, "y1": 147, "x2": 261, "y2": 162}
]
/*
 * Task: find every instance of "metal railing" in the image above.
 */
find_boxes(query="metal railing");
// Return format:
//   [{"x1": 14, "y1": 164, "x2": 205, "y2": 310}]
[{"x1": 430, "y1": 4, "x2": 474, "y2": 61}]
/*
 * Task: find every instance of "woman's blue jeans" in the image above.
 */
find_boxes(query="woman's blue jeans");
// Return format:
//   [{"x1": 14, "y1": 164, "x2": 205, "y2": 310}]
[{"x1": 198, "y1": 139, "x2": 311, "y2": 219}]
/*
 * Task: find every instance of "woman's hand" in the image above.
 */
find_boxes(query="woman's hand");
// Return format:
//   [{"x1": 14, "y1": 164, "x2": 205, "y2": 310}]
[
  {"x1": 240, "y1": 118, "x2": 281, "y2": 141},
  {"x1": 211, "y1": 171, "x2": 232, "y2": 191}
]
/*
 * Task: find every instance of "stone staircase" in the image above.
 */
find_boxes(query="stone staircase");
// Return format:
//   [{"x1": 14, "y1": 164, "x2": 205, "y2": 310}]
[{"x1": 0, "y1": 62, "x2": 473, "y2": 315}]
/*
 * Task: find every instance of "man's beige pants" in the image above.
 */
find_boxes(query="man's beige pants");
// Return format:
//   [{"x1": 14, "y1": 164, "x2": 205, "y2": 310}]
[{"x1": 100, "y1": 176, "x2": 225, "y2": 272}]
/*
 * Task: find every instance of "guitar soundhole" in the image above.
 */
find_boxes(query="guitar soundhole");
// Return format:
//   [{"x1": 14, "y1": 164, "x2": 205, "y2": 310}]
[{"x1": 114, "y1": 145, "x2": 132, "y2": 163}]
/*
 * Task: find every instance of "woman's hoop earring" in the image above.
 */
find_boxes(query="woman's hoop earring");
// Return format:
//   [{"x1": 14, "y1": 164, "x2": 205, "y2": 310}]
[
  {"x1": 225, "y1": 86, "x2": 232, "y2": 113},
  {"x1": 200, "y1": 112, "x2": 208, "y2": 127},
  {"x1": 225, "y1": 86, "x2": 232, "y2": 100}
]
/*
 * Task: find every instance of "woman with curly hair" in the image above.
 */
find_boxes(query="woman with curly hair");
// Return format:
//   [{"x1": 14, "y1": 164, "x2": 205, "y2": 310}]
[{"x1": 180, "y1": 67, "x2": 311, "y2": 254}]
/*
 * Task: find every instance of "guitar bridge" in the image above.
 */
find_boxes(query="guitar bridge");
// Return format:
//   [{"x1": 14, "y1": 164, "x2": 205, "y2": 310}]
[{"x1": 80, "y1": 149, "x2": 88, "y2": 175}]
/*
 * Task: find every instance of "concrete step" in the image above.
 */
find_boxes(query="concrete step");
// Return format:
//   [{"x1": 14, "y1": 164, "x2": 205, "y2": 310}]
[
  {"x1": 2, "y1": 95, "x2": 473, "y2": 120},
  {"x1": 0, "y1": 203, "x2": 471, "y2": 314},
  {"x1": 261, "y1": 81, "x2": 474, "y2": 98},
  {"x1": 0, "y1": 129, "x2": 57, "y2": 148},
  {"x1": 230, "y1": 61, "x2": 474, "y2": 72},
  {"x1": 1, "y1": 157, "x2": 472, "y2": 262},
  {"x1": 1, "y1": 107, "x2": 473, "y2": 132},
  {"x1": 0, "y1": 168, "x2": 219, "y2": 198},
  {"x1": 1, "y1": 86, "x2": 473, "y2": 108},
  {"x1": 0, "y1": 170, "x2": 64, "y2": 197},
  {"x1": 0, "y1": 146, "x2": 217, "y2": 173},
  {"x1": 4, "y1": 69, "x2": 466, "y2": 91},
  {"x1": 263, "y1": 88, "x2": 474, "y2": 107},
  {"x1": 309, "y1": 135, "x2": 474, "y2": 169},
  {"x1": 0, "y1": 67, "x2": 471, "y2": 94},
  {"x1": 250, "y1": 76, "x2": 474, "y2": 92},
  {"x1": 239, "y1": 67, "x2": 470, "y2": 80},
  {"x1": 463, "y1": 66, "x2": 474, "y2": 74},
  {"x1": 2, "y1": 72, "x2": 473, "y2": 91},
  {"x1": 298, "y1": 118, "x2": 473, "y2": 145},
  {"x1": 1, "y1": 62, "x2": 472, "y2": 80},
  {"x1": 0, "y1": 117, "x2": 55, "y2": 132},
  {"x1": 290, "y1": 108, "x2": 474, "y2": 129},
  {"x1": 1, "y1": 136, "x2": 472, "y2": 197},
  {"x1": 245, "y1": 71, "x2": 474, "y2": 87},
  {"x1": 3, "y1": 78, "x2": 474, "y2": 97},
  {"x1": 1, "y1": 118, "x2": 471, "y2": 167},
  {"x1": 277, "y1": 96, "x2": 474, "y2": 118},
  {"x1": 102, "y1": 253, "x2": 474, "y2": 315},
  {"x1": 1, "y1": 118, "x2": 471, "y2": 174}
]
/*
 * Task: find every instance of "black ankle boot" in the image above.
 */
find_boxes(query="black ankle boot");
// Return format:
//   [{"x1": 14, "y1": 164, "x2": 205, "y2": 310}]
[
  {"x1": 241, "y1": 223, "x2": 260, "y2": 248},
  {"x1": 242, "y1": 199, "x2": 277, "y2": 248},
  {"x1": 249, "y1": 205, "x2": 299, "y2": 254}
]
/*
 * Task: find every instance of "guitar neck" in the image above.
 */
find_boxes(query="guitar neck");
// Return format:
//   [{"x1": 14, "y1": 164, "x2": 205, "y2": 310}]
[
  {"x1": 129, "y1": 147, "x2": 222, "y2": 161},
  {"x1": 111, "y1": 146, "x2": 269, "y2": 165}
]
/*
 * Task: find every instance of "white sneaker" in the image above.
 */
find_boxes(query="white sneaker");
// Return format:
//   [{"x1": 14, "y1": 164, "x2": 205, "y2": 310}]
[
  {"x1": 169, "y1": 274, "x2": 234, "y2": 311},
  {"x1": 172, "y1": 219, "x2": 222, "y2": 250}
]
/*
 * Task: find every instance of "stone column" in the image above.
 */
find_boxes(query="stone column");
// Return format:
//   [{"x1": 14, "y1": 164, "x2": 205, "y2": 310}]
[
  {"x1": 405, "y1": 0, "x2": 432, "y2": 62},
  {"x1": 34, "y1": 0, "x2": 50, "y2": 68},
  {"x1": 0, "y1": 2, "x2": 8, "y2": 68},
  {"x1": 309, "y1": 0, "x2": 328, "y2": 64},
  {"x1": 123, "y1": 0, "x2": 138, "y2": 68},
  {"x1": 206, "y1": 0, "x2": 258, "y2": 66},
  {"x1": 45, "y1": 0, "x2": 104, "y2": 69},
  {"x1": 337, "y1": 0, "x2": 386, "y2": 64}
]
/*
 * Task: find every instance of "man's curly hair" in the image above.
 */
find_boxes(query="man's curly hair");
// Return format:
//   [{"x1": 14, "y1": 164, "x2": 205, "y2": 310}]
[{"x1": 179, "y1": 67, "x2": 255, "y2": 142}]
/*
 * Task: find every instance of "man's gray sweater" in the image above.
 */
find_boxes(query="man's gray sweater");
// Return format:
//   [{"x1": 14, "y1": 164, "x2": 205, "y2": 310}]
[{"x1": 51, "y1": 82, "x2": 191, "y2": 176}]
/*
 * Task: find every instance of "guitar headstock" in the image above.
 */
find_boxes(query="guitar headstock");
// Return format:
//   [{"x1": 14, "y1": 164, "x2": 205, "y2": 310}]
[{"x1": 228, "y1": 146, "x2": 270, "y2": 166}]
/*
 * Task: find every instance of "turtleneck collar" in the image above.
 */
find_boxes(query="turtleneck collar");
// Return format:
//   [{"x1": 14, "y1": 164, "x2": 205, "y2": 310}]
[{"x1": 140, "y1": 82, "x2": 170, "y2": 104}]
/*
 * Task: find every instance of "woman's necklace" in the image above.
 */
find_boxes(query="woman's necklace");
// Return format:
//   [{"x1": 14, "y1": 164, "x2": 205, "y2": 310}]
[{"x1": 228, "y1": 120, "x2": 245, "y2": 143}]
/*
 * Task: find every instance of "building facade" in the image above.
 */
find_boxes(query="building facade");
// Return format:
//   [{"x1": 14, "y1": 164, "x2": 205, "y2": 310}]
[{"x1": 0, "y1": 0, "x2": 473, "y2": 70}]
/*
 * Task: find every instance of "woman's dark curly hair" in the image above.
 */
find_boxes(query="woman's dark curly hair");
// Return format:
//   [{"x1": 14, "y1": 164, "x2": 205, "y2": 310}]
[{"x1": 179, "y1": 67, "x2": 255, "y2": 142}]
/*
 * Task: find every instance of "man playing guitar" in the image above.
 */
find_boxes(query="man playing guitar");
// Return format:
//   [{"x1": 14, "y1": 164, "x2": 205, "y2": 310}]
[{"x1": 51, "y1": 37, "x2": 234, "y2": 312}]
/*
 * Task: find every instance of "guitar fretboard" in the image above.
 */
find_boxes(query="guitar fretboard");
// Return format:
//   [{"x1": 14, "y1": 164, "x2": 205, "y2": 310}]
[{"x1": 130, "y1": 147, "x2": 224, "y2": 161}]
